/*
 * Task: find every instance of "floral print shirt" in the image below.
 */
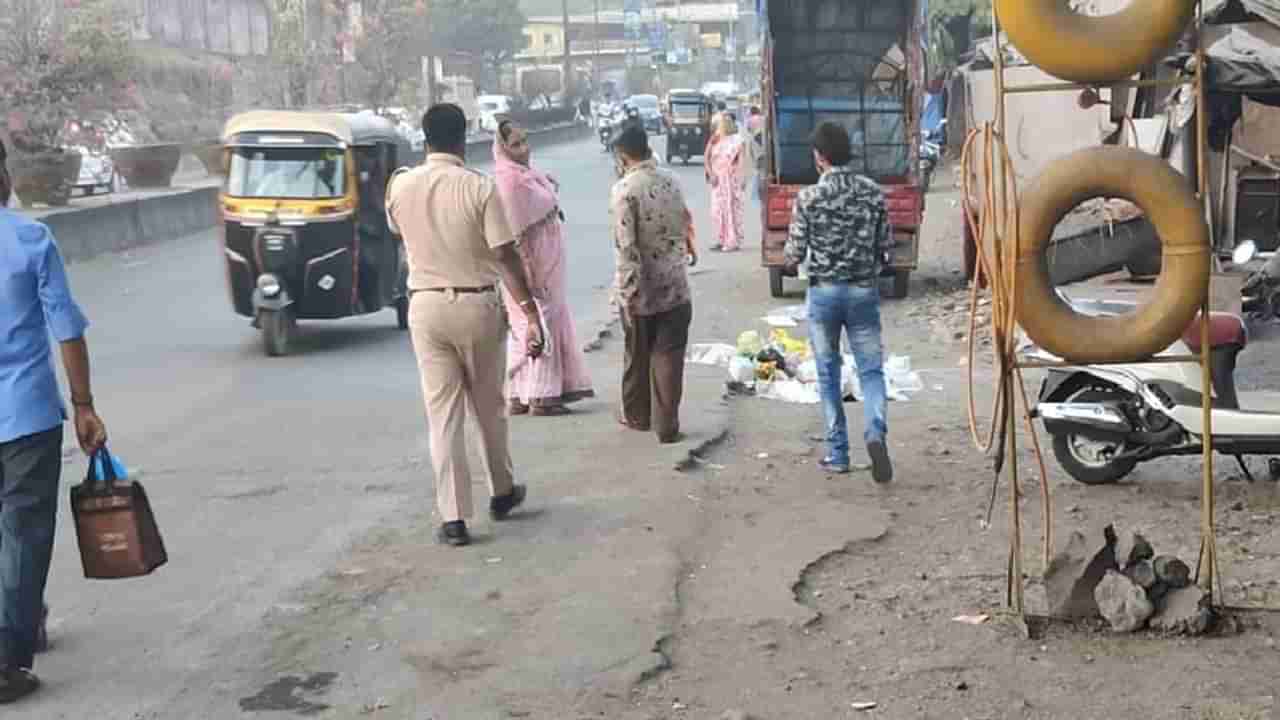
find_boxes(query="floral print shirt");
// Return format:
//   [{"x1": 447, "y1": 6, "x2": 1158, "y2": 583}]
[{"x1": 610, "y1": 159, "x2": 692, "y2": 316}]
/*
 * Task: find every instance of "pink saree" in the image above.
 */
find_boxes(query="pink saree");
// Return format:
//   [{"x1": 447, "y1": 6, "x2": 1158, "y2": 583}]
[
  {"x1": 493, "y1": 137, "x2": 595, "y2": 409},
  {"x1": 709, "y1": 133, "x2": 746, "y2": 251}
]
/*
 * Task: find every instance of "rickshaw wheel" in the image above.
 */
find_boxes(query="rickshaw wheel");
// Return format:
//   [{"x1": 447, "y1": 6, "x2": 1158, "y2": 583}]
[
  {"x1": 395, "y1": 296, "x2": 410, "y2": 330},
  {"x1": 261, "y1": 308, "x2": 294, "y2": 357}
]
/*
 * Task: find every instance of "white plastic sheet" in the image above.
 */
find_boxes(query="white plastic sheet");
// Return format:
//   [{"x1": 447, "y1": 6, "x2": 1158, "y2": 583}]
[{"x1": 686, "y1": 343, "x2": 738, "y2": 367}]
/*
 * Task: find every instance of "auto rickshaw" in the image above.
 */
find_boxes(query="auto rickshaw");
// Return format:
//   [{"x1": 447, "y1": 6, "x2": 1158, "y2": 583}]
[
  {"x1": 664, "y1": 90, "x2": 713, "y2": 165},
  {"x1": 220, "y1": 111, "x2": 412, "y2": 356}
]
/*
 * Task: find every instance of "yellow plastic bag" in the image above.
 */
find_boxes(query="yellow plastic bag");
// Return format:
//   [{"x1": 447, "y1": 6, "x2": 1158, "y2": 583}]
[
  {"x1": 737, "y1": 330, "x2": 764, "y2": 357},
  {"x1": 770, "y1": 329, "x2": 809, "y2": 357}
]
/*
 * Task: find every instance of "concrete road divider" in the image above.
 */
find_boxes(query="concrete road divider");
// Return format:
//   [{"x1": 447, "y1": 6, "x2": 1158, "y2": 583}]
[{"x1": 29, "y1": 123, "x2": 591, "y2": 264}]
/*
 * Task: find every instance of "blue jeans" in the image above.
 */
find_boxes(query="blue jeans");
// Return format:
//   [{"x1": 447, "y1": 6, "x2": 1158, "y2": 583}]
[
  {"x1": 807, "y1": 282, "x2": 888, "y2": 466},
  {"x1": 0, "y1": 426, "x2": 61, "y2": 670}
]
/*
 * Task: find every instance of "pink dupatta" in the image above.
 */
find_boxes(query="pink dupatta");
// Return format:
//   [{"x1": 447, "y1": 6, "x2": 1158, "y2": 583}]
[{"x1": 492, "y1": 135, "x2": 559, "y2": 239}]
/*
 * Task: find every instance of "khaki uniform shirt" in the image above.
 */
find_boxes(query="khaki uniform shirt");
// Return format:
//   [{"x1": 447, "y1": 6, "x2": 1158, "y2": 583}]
[
  {"x1": 387, "y1": 153, "x2": 514, "y2": 290},
  {"x1": 609, "y1": 159, "x2": 692, "y2": 316}
]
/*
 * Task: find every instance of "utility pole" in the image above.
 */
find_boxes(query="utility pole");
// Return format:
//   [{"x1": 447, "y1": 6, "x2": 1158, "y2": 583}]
[
  {"x1": 593, "y1": 0, "x2": 601, "y2": 94},
  {"x1": 424, "y1": 0, "x2": 438, "y2": 106},
  {"x1": 562, "y1": 0, "x2": 574, "y2": 100}
]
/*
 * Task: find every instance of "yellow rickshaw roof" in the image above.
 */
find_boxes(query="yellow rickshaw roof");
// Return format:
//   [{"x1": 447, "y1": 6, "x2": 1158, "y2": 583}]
[{"x1": 223, "y1": 111, "x2": 355, "y2": 143}]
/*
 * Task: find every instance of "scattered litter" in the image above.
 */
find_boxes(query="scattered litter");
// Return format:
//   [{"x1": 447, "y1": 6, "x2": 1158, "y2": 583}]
[
  {"x1": 756, "y1": 453, "x2": 770, "y2": 460},
  {"x1": 368, "y1": 642, "x2": 382, "y2": 651},
  {"x1": 761, "y1": 314, "x2": 799, "y2": 328},
  {"x1": 672, "y1": 701, "x2": 688, "y2": 711},
  {"x1": 851, "y1": 701, "x2": 878, "y2": 711},
  {"x1": 360, "y1": 698, "x2": 391, "y2": 713},
  {"x1": 952, "y1": 613, "x2": 990, "y2": 625},
  {"x1": 339, "y1": 568, "x2": 368, "y2": 577},
  {"x1": 688, "y1": 343, "x2": 738, "y2": 367},
  {"x1": 758, "y1": 379, "x2": 821, "y2": 404},
  {"x1": 485, "y1": 557, "x2": 503, "y2": 564}
]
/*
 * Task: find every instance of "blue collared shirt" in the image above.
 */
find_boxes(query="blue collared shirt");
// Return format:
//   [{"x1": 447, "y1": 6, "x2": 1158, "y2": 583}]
[{"x1": 0, "y1": 210, "x2": 89, "y2": 443}]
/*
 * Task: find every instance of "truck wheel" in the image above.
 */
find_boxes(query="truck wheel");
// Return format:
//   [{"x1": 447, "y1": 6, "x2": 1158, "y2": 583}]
[
  {"x1": 769, "y1": 267, "x2": 785, "y2": 298},
  {"x1": 885, "y1": 270, "x2": 911, "y2": 299},
  {"x1": 260, "y1": 308, "x2": 294, "y2": 357}
]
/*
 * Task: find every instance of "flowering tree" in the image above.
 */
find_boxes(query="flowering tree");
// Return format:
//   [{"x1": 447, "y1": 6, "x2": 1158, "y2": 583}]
[
  {"x1": 323, "y1": 0, "x2": 429, "y2": 109},
  {"x1": 0, "y1": 0, "x2": 139, "y2": 153}
]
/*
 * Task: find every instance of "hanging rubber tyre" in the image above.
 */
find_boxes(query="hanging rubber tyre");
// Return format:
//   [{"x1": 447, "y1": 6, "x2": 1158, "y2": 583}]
[
  {"x1": 1015, "y1": 146, "x2": 1210, "y2": 364},
  {"x1": 994, "y1": 0, "x2": 1195, "y2": 85}
]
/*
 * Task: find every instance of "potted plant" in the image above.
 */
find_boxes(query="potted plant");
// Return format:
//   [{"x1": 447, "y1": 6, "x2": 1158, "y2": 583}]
[{"x1": 0, "y1": 0, "x2": 138, "y2": 207}]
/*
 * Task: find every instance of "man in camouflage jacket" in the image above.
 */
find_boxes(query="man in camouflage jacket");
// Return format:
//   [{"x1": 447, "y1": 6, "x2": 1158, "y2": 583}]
[{"x1": 784, "y1": 121, "x2": 894, "y2": 483}]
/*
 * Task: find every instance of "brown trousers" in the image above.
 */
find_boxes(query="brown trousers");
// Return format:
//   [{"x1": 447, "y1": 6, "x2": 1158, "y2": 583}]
[
  {"x1": 621, "y1": 302, "x2": 693, "y2": 441},
  {"x1": 408, "y1": 290, "x2": 514, "y2": 522}
]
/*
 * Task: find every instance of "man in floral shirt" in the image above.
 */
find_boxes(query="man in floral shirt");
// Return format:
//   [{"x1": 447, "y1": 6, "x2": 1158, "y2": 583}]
[
  {"x1": 785, "y1": 121, "x2": 894, "y2": 483},
  {"x1": 610, "y1": 124, "x2": 694, "y2": 444}
]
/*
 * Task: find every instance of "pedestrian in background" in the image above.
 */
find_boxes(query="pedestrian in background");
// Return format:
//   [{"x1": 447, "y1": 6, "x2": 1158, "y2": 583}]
[
  {"x1": 746, "y1": 106, "x2": 767, "y2": 206},
  {"x1": 0, "y1": 136, "x2": 108, "y2": 703},
  {"x1": 610, "y1": 124, "x2": 694, "y2": 444},
  {"x1": 784, "y1": 121, "x2": 894, "y2": 484},
  {"x1": 707, "y1": 114, "x2": 748, "y2": 252},
  {"x1": 703, "y1": 100, "x2": 729, "y2": 186},
  {"x1": 387, "y1": 104, "x2": 545, "y2": 548},
  {"x1": 492, "y1": 120, "x2": 595, "y2": 417}
]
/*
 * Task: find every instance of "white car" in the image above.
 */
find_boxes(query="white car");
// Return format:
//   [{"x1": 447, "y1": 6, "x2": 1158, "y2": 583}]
[{"x1": 477, "y1": 95, "x2": 513, "y2": 132}]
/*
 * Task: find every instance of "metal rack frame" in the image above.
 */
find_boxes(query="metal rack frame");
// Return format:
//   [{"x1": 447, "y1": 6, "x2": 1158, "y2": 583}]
[{"x1": 989, "y1": 2, "x2": 1220, "y2": 615}]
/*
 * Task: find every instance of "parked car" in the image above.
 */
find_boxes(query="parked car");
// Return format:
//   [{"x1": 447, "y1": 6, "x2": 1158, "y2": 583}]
[{"x1": 477, "y1": 95, "x2": 513, "y2": 132}]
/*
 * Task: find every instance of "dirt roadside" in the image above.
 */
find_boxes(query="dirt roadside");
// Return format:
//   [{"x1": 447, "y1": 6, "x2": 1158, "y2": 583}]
[{"x1": 614, "y1": 183, "x2": 1280, "y2": 720}]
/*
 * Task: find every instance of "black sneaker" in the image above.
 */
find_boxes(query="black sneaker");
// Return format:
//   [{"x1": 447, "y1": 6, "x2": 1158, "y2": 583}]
[
  {"x1": 867, "y1": 440, "x2": 894, "y2": 484},
  {"x1": 436, "y1": 521, "x2": 471, "y2": 547},
  {"x1": 490, "y1": 485, "x2": 527, "y2": 521},
  {"x1": 0, "y1": 668, "x2": 40, "y2": 704}
]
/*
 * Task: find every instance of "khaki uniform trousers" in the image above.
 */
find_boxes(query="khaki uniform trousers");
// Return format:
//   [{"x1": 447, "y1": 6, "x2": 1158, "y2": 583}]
[{"x1": 408, "y1": 289, "x2": 514, "y2": 522}]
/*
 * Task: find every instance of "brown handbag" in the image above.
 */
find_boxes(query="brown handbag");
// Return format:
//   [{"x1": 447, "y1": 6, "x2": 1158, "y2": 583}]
[{"x1": 70, "y1": 449, "x2": 167, "y2": 579}]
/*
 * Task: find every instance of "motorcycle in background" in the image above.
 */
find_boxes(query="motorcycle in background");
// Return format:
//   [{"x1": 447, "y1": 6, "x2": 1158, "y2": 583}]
[{"x1": 1237, "y1": 239, "x2": 1280, "y2": 321}]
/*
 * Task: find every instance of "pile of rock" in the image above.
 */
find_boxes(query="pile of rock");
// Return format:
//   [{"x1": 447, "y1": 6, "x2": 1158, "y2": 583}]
[{"x1": 1044, "y1": 525, "x2": 1216, "y2": 635}]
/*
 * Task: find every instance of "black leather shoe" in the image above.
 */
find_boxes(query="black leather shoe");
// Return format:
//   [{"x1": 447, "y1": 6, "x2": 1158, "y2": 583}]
[
  {"x1": 0, "y1": 668, "x2": 40, "y2": 704},
  {"x1": 436, "y1": 521, "x2": 471, "y2": 547},
  {"x1": 490, "y1": 484, "x2": 527, "y2": 521}
]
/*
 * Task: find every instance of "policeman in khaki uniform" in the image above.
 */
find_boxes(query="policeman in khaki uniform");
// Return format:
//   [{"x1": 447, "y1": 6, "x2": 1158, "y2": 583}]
[{"x1": 387, "y1": 104, "x2": 545, "y2": 547}]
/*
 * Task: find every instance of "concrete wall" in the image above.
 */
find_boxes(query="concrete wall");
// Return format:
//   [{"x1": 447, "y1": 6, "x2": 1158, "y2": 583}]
[
  {"x1": 133, "y1": 0, "x2": 270, "y2": 56},
  {"x1": 43, "y1": 124, "x2": 592, "y2": 264}
]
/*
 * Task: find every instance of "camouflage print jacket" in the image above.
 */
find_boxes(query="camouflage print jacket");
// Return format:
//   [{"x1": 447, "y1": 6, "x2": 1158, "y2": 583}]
[{"x1": 784, "y1": 166, "x2": 891, "y2": 285}]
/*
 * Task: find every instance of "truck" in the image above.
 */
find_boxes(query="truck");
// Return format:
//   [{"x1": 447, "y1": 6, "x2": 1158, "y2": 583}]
[{"x1": 758, "y1": 0, "x2": 928, "y2": 299}]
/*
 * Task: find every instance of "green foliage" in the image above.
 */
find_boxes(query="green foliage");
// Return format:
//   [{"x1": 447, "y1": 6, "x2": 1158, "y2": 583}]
[
  {"x1": 432, "y1": 0, "x2": 527, "y2": 68},
  {"x1": 927, "y1": 0, "x2": 993, "y2": 73},
  {"x1": 0, "y1": 0, "x2": 139, "y2": 152}
]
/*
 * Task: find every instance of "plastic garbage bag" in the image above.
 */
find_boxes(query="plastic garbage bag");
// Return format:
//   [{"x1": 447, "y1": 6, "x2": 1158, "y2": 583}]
[
  {"x1": 758, "y1": 379, "x2": 821, "y2": 404},
  {"x1": 728, "y1": 356, "x2": 756, "y2": 383},
  {"x1": 737, "y1": 330, "x2": 764, "y2": 357},
  {"x1": 795, "y1": 358, "x2": 818, "y2": 383},
  {"x1": 770, "y1": 328, "x2": 809, "y2": 357},
  {"x1": 687, "y1": 343, "x2": 738, "y2": 368}
]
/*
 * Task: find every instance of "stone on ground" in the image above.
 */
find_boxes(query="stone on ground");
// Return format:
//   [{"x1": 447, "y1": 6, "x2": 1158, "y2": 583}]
[
  {"x1": 1094, "y1": 570, "x2": 1155, "y2": 632},
  {"x1": 1153, "y1": 555, "x2": 1192, "y2": 589},
  {"x1": 1125, "y1": 559, "x2": 1157, "y2": 589},
  {"x1": 1150, "y1": 586, "x2": 1215, "y2": 636},
  {"x1": 1114, "y1": 530, "x2": 1154, "y2": 569},
  {"x1": 1044, "y1": 529, "x2": 1119, "y2": 619}
]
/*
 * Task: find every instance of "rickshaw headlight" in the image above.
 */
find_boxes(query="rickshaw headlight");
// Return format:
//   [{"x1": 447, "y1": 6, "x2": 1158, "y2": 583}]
[{"x1": 257, "y1": 274, "x2": 282, "y2": 298}]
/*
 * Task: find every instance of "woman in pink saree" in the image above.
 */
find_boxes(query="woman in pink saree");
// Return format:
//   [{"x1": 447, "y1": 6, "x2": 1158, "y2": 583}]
[
  {"x1": 707, "y1": 114, "x2": 748, "y2": 252},
  {"x1": 494, "y1": 121, "x2": 595, "y2": 416}
]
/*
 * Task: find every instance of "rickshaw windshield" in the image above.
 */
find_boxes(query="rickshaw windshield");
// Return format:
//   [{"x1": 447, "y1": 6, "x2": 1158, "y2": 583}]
[
  {"x1": 670, "y1": 102, "x2": 704, "y2": 121},
  {"x1": 226, "y1": 147, "x2": 346, "y2": 199}
]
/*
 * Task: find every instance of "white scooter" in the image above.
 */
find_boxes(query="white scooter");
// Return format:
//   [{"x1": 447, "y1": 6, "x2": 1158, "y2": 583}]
[{"x1": 1030, "y1": 243, "x2": 1280, "y2": 485}]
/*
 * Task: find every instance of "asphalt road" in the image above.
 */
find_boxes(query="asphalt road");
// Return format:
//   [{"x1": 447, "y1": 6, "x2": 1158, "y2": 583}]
[{"x1": 16, "y1": 134, "x2": 720, "y2": 719}]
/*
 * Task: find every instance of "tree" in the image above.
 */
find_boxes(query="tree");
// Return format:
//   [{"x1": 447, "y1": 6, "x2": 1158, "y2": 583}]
[
  {"x1": 928, "y1": 0, "x2": 993, "y2": 74},
  {"x1": 269, "y1": 0, "x2": 315, "y2": 107},
  {"x1": 0, "y1": 0, "x2": 139, "y2": 153},
  {"x1": 431, "y1": 0, "x2": 526, "y2": 94},
  {"x1": 323, "y1": 0, "x2": 429, "y2": 108}
]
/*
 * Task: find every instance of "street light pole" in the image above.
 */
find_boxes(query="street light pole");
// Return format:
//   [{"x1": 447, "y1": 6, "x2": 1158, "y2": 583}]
[{"x1": 593, "y1": 0, "x2": 601, "y2": 94}]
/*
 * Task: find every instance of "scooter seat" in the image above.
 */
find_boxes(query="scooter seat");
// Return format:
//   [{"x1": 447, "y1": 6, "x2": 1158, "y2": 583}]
[{"x1": 1182, "y1": 312, "x2": 1247, "y2": 352}]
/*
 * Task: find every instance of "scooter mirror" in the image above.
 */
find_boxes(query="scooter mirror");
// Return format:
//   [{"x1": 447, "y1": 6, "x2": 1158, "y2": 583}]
[{"x1": 1234, "y1": 239, "x2": 1259, "y2": 265}]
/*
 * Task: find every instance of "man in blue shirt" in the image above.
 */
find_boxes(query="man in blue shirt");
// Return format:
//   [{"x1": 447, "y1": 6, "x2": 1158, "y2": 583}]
[{"x1": 0, "y1": 137, "x2": 107, "y2": 703}]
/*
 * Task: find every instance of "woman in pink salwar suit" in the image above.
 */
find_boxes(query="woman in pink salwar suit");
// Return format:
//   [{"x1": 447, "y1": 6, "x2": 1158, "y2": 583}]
[
  {"x1": 707, "y1": 114, "x2": 748, "y2": 252},
  {"x1": 493, "y1": 121, "x2": 595, "y2": 416}
]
